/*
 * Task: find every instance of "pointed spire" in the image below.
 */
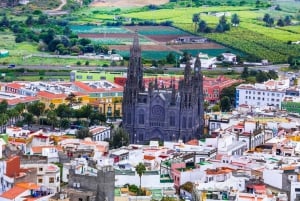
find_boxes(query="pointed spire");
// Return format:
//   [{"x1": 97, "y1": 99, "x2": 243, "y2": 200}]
[
  {"x1": 184, "y1": 57, "x2": 192, "y2": 84},
  {"x1": 154, "y1": 76, "x2": 158, "y2": 90},
  {"x1": 194, "y1": 55, "x2": 201, "y2": 74},
  {"x1": 133, "y1": 29, "x2": 139, "y2": 47}
]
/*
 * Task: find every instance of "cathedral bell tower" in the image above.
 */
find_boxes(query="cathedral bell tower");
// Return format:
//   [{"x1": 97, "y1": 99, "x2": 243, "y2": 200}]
[{"x1": 122, "y1": 31, "x2": 144, "y2": 141}]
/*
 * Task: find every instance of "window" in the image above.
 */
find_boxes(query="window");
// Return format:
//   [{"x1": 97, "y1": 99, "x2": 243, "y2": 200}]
[
  {"x1": 38, "y1": 178, "x2": 43, "y2": 183},
  {"x1": 87, "y1": 75, "x2": 93, "y2": 80},
  {"x1": 39, "y1": 167, "x2": 43, "y2": 171},
  {"x1": 57, "y1": 177, "x2": 60, "y2": 182},
  {"x1": 49, "y1": 177, "x2": 55, "y2": 183},
  {"x1": 76, "y1": 75, "x2": 82, "y2": 79}
]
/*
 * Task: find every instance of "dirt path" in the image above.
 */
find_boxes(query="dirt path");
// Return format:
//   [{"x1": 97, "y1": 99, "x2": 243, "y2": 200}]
[{"x1": 52, "y1": 0, "x2": 67, "y2": 11}]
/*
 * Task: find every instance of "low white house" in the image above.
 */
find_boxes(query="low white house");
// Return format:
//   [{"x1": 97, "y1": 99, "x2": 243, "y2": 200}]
[
  {"x1": 180, "y1": 53, "x2": 217, "y2": 69},
  {"x1": 90, "y1": 126, "x2": 111, "y2": 141},
  {"x1": 222, "y1": 53, "x2": 236, "y2": 63}
]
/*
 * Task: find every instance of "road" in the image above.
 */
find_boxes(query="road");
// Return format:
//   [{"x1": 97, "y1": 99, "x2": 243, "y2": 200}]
[{"x1": 0, "y1": 64, "x2": 289, "y2": 73}]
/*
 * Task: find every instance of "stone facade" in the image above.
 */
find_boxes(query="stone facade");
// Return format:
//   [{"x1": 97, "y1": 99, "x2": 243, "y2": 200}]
[
  {"x1": 122, "y1": 32, "x2": 204, "y2": 144},
  {"x1": 68, "y1": 166, "x2": 115, "y2": 201}
]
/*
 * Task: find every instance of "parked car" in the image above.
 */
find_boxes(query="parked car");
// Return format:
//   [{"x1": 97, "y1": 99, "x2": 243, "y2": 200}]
[{"x1": 8, "y1": 64, "x2": 15, "y2": 68}]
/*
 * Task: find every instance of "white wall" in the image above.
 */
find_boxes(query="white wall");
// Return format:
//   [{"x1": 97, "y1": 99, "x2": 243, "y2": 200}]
[
  {"x1": 263, "y1": 169, "x2": 282, "y2": 189},
  {"x1": 115, "y1": 174, "x2": 173, "y2": 188},
  {"x1": 236, "y1": 87, "x2": 285, "y2": 108}
]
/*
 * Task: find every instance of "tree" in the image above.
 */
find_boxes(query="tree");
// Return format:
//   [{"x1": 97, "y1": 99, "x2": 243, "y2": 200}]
[
  {"x1": 38, "y1": 14, "x2": 48, "y2": 24},
  {"x1": 0, "y1": 113, "x2": 8, "y2": 133},
  {"x1": 256, "y1": 70, "x2": 269, "y2": 83},
  {"x1": 215, "y1": 23, "x2": 224, "y2": 33},
  {"x1": 56, "y1": 104, "x2": 72, "y2": 119},
  {"x1": 47, "y1": 110, "x2": 58, "y2": 129},
  {"x1": 65, "y1": 93, "x2": 77, "y2": 107},
  {"x1": 27, "y1": 102, "x2": 45, "y2": 125},
  {"x1": 135, "y1": 163, "x2": 146, "y2": 195},
  {"x1": 0, "y1": 15, "x2": 10, "y2": 27},
  {"x1": 263, "y1": 13, "x2": 271, "y2": 26},
  {"x1": 198, "y1": 20, "x2": 207, "y2": 32},
  {"x1": 76, "y1": 128, "x2": 91, "y2": 139},
  {"x1": 220, "y1": 96, "x2": 231, "y2": 112},
  {"x1": 267, "y1": 17, "x2": 274, "y2": 27},
  {"x1": 241, "y1": 67, "x2": 249, "y2": 78},
  {"x1": 192, "y1": 13, "x2": 200, "y2": 33},
  {"x1": 22, "y1": 112, "x2": 34, "y2": 127},
  {"x1": 204, "y1": 101, "x2": 210, "y2": 112},
  {"x1": 25, "y1": 15, "x2": 34, "y2": 26},
  {"x1": 0, "y1": 100, "x2": 8, "y2": 113},
  {"x1": 277, "y1": 18, "x2": 285, "y2": 27},
  {"x1": 63, "y1": 26, "x2": 72, "y2": 36},
  {"x1": 284, "y1": 15, "x2": 291, "y2": 25},
  {"x1": 212, "y1": 104, "x2": 220, "y2": 112},
  {"x1": 60, "y1": 118, "x2": 70, "y2": 129},
  {"x1": 15, "y1": 103, "x2": 25, "y2": 120},
  {"x1": 7, "y1": 108, "x2": 18, "y2": 126},
  {"x1": 220, "y1": 83, "x2": 240, "y2": 106},
  {"x1": 231, "y1": 13, "x2": 240, "y2": 26},
  {"x1": 112, "y1": 128, "x2": 129, "y2": 148},
  {"x1": 166, "y1": 52, "x2": 176, "y2": 64}
]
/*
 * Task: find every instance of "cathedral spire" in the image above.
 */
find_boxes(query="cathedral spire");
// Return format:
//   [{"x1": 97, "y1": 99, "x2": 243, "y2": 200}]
[
  {"x1": 133, "y1": 29, "x2": 139, "y2": 48},
  {"x1": 194, "y1": 55, "x2": 201, "y2": 75},
  {"x1": 184, "y1": 56, "x2": 192, "y2": 84}
]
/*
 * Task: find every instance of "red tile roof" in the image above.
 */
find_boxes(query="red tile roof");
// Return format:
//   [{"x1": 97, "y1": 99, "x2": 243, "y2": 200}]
[
  {"x1": 31, "y1": 145, "x2": 62, "y2": 154},
  {"x1": 37, "y1": 91, "x2": 67, "y2": 99},
  {"x1": 0, "y1": 186, "x2": 27, "y2": 199},
  {"x1": 73, "y1": 81, "x2": 123, "y2": 93},
  {"x1": 6, "y1": 82, "x2": 23, "y2": 89}
]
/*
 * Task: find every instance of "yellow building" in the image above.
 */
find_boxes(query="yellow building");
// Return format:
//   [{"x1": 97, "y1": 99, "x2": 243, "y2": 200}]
[
  {"x1": 72, "y1": 81, "x2": 123, "y2": 118},
  {"x1": 37, "y1": 91, "x2": 67, "y2": 108}
]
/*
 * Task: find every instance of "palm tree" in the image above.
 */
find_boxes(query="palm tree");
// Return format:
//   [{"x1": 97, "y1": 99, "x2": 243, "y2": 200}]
[
  {"x1": 65, "y1": 93, "x2": 77, "y2": 107},
  {"x1": 27, "y1": 102, "x2": 45, "y2": 125},
  {"x1": 0, "y1": 113, "x2": 8, "y2": 133},
  {"x1": 7, "y1": 108, "x2": 18, "y2": 126},
  {"x1": 47, "y1": 110, "x2": 58, "y2": 129},
  {"x1": 192, "y1": 13, "x2": 200, "y2": 33},
  {"x1": 135, "y1": 163, "x2": 146, "y2": 195},
  {"x1": 15, "y1": 103, "x2": 25, "y2": 121}
]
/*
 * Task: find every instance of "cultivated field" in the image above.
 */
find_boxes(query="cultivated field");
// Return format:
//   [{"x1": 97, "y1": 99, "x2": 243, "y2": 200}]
[{"x1": 72, "y1": 24, "x2": 231, "y2": 59}]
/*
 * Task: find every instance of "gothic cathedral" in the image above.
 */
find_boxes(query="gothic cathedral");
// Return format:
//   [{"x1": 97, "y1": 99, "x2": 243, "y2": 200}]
[{"x1": 122, "y1": 32, "x2": 204, "y2": 144}]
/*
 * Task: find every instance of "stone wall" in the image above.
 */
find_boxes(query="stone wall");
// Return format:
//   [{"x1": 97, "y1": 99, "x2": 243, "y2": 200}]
[{"x1": 68, "y1": 166, "x2": 115, "y2": 201}]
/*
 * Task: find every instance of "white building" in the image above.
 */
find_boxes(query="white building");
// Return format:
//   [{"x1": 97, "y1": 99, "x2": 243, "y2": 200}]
[
  {"x1": 236, "y1": 79, "x2": 290, "y2": 109},
  {"x1": 180, "y1": 53, "x2": 217, "y2": 69},
  {"x1": 22, "y1": 164, "x2": 60, "y2": 194},
  {"x1": 90, "y1": 126, "x2": 111, "y2": 141},
  {"x1": 222, "y1": 53, "x2": 236, "y2": 63}
]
